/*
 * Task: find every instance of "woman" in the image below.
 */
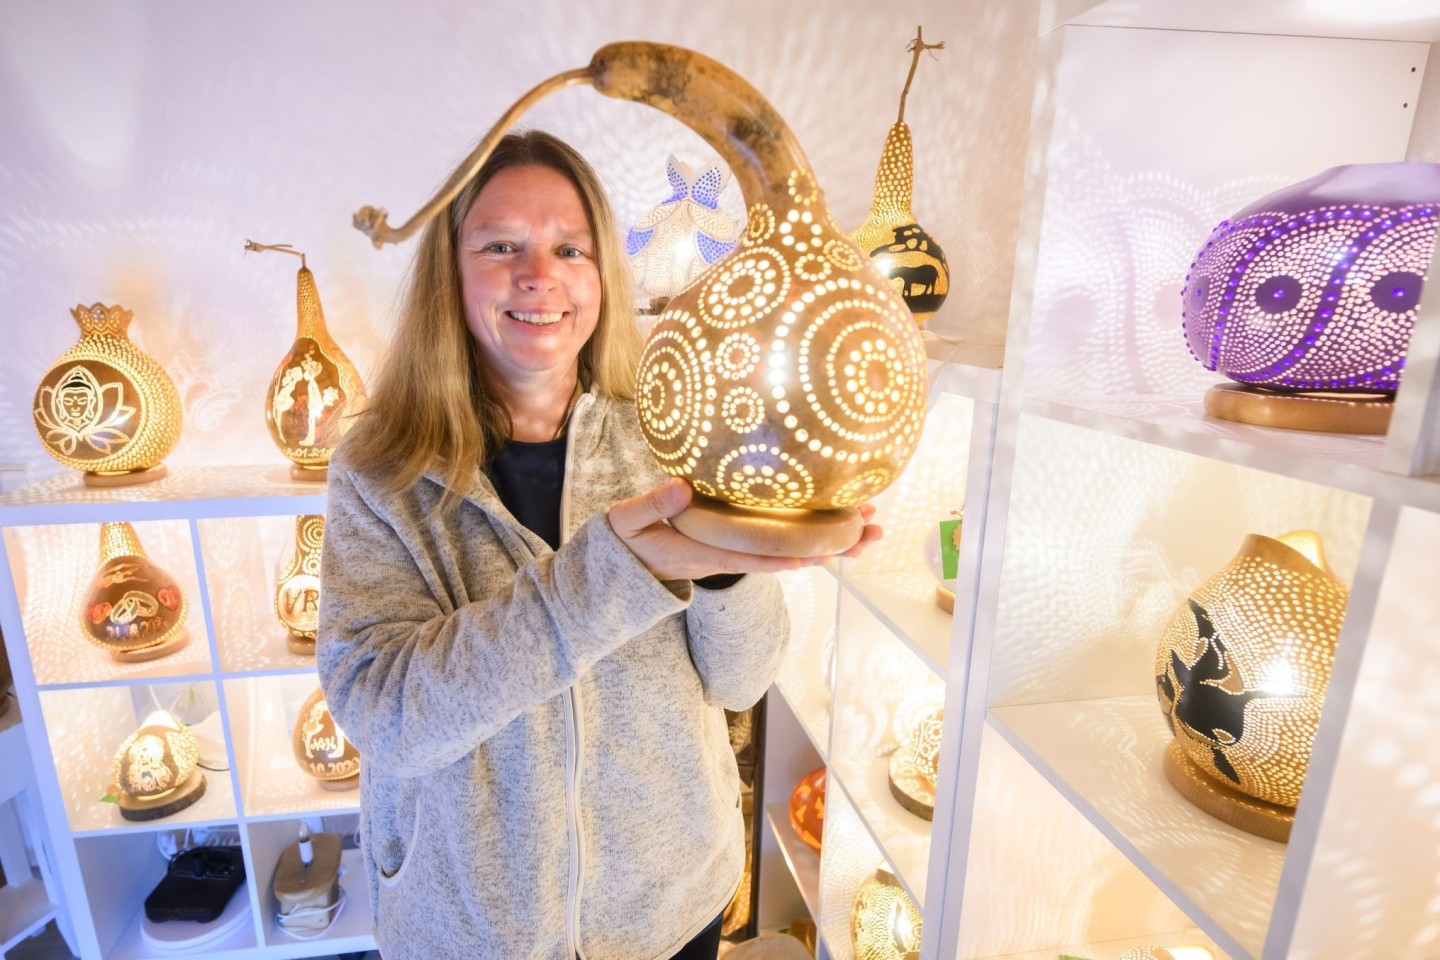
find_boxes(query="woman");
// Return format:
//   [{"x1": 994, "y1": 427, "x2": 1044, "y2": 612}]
[{"x1": 317, "y1": 129, "x2": 876, "y2": 960}]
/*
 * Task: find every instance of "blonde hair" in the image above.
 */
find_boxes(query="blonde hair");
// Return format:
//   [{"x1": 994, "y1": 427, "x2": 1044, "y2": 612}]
[{"x1": 343, "y1": 130, "x2": 641, "y2": 502}]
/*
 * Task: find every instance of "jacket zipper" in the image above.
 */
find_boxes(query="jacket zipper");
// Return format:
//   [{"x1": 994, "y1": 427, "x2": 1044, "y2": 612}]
[{"x1": 561, "y1": 394, "x2": 591, "y2": 960}]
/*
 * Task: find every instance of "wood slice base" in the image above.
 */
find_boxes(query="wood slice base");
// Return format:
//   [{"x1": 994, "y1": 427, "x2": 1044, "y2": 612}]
[
  {"x1": 118, "y1": 768, "x2": 206, "y2": 821},
  {"x1": 935, "y1": 584, "x2": 955, "y2": 614},
  {"x1": 669, "y1": 497, "x2": 862, "y2": 558},
  {"x1": 1204, "y1": 383, "x2": 1392, "y2": 435},
  {"x1": 887, "y1": 749, "x2": 936, "y2": 821},
  {"x1": 314, "y1": 774, "x2": 359, "y2": 792},
  {"x1": 289, "y1": 464, "x2": 329, "y2": 482},
  {"x1": 109, "y1": 628, "x2": 189, "y2": 663},
  {"x1": 286, "y1": 633, "x2": 317, "y2": 656},
  {"x1": 83, "y1": 464, "x2": 169, "y2": 488},
  {"x1": 1163, "y1": 740, "x2": 1293, "y2": 843}
]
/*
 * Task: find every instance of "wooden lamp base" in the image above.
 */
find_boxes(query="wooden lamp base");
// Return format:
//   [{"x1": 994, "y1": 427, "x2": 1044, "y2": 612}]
[
  {"x1": 1204, "y1": 383, "x2": 1392, "y2": 435},
  {"x1": 286, "y1": 633, "x2": 316, "y2": 656},
  {"x1": 1163, "y1": 740, "x2": 1293, "y2": 843},
  {"x1": 118, "y1": 768, "x2": 206, "y2": 821},
  {"x1": 887, "y1": 749, "x2": 936, "y2": 821},
  {"x1": 314, "y1": 774, "x2": 359, "y2": 792},
  {"x1": 670, "y1": 496, "x2": 863, "y2": 558},
  {"x1": 289, "y1": 464, "x2": 329, "y2": 482},
  {"x1": 110, "y1": 629, "x2": 190, "y2": 663},
  {"x1": 83, "y1": 464, "x2": 169, "y2": 488}
]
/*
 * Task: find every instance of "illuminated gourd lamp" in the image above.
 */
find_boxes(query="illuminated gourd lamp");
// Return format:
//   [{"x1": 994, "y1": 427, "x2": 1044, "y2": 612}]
[
  {"x1": 627, "y1": 155, "x2": 741, "y2": 311},
  {"x1": 33, "y1": 303, "x2": 182, "y2": 486},
  {"x1": 851, "y1": 865, "x2": 921, "y2": 960},
  {"x1": 110, "y1": 710, "x2": 206, "y2": 821},
  {"x1": 888, "y1": 708, "x2": 942, "y2": 821},
  {"x1": 246, "y1": 242, "x2": 367, "y2": 481},
  {"x1": 1183, "y1": 163, "x2": 1440, "y2": 434},
  {"x1": 80, "y1": 522, "x2": 189, "y2": 662},
  {"x1": 849, "y1": 27, "x2": 950, "y2": 326},
  {"x1": 352, "y1": 42, "x2": 928, "y2": 558},
  {"x1": 1155, "y1": 530, "x2": 1348, "y2": 842},
  {"x1": 292, "y1": 687, "x2": 360, "y2": 790},
  {"x1": 923, "y1": 511, "x2": 962, "y2": 613},
  {"x1": 787, "y1": 766, "x2": 826, "y2": 853},
  {"x1": 274, "y1": 514, "x2": 325, "y2": 656}
]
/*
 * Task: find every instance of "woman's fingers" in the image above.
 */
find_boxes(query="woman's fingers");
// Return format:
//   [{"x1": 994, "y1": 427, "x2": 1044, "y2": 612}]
[{"x1": 607, "y1": 478, "x2": 691, "y2": 538}]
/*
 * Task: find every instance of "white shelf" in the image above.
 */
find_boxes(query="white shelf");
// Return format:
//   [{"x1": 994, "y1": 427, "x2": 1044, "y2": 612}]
[
  {"x1": 983, "y1": 930, "x2": 1227, "y2": 960},
  {"x1": 826, "y1": 750, "x2": 932, "y2": 914},
  {"x1": 0, "y1": 876, "x2": 57, "y2": 953},
  {"x1": 834, "y1": 569, "x2": 951, "y2": 681},
  {"x1": 764, "y1": 801, "x2": 820, "y2": 924},
  {"x1": 923, "y1": 336, "x2": 1005, "y2": 402},
  {"x1": 0, "y1": 466, "x2": 327, "y2": 524},
  {"x1": 1047, "y1": 0, "x2": 1440, "y2": 41},
  {"x1": 988, "y1": 697, "x2": 1283, "y2": 958},
  {"x1": 1023, "y1": 396, "x2": 1440, "y2": 514}
]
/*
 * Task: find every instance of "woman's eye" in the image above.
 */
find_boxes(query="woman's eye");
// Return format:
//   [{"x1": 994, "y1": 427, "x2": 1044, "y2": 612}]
[
  {"x1": 484, "y1": 242, "x2": 515, "y2": 254},
  {"x1": 559, "y1": 246, "x2": 588, "y2": 259}
]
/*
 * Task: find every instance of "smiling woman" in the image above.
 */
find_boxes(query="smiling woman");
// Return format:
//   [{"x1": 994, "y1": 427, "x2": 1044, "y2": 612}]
[{"x1": 316, "y1": 129, "x2": 880, "y2": 960}]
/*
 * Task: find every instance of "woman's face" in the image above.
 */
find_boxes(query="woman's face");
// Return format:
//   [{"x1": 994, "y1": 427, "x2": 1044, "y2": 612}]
[{"x1": 457, "y1": 164, "x2": 602, "y2": 394}]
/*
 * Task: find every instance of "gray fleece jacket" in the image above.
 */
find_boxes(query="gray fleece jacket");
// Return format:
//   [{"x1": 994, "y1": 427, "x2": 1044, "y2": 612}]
[{"x1": 316, "y1": 391, "x2": 789, "y2": 960}]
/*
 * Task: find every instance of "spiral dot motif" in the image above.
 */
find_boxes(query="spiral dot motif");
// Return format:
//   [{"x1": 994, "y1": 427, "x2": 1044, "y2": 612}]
[
  {"x1": 298, "y1": 515, "x2": 325, "y2": 575},
  {"x1": 635, "y1": 324, "x2": 705, "y2": 469},
  {"x1": 745, "y1": 203, "x2": 776, "y2": 246},
  {"x1": 714, "y1": 333, "x2": 761, "y2": 381},
  {"x1": 716, "y1": 445, "x2": 815, "y2": 507},
  {"x1": 721, "y1": 386, "x2": 765, "y2": 434},
  {"x1": 701, "y1": 248, "x2": 790, "y2": 330}
]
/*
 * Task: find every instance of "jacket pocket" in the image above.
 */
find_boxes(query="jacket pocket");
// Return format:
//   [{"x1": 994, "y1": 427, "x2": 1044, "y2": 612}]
[{"x1": 377, "y1": 790, "x2": 423, "y2": 889}]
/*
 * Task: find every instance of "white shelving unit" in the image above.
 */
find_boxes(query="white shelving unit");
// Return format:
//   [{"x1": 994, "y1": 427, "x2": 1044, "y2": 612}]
[
  {"x1": 759, "y1": 5, "x2": 1440, "y2": 960},
  {"x1": 0, "y1": 469, "x2": 375, "y2": 959}
]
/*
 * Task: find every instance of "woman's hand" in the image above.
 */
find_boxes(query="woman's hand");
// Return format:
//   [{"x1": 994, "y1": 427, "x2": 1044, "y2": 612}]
[{"x1": 607, "y1": 478, "x2": 882, "y2": 582}]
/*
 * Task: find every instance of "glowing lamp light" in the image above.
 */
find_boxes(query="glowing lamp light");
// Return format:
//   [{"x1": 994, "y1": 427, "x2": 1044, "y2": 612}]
[
  {"x1": 110, "y1": 710, "x2": 206, "y2": 821},
  {"x1": 352, "y1": 42, "x2": 928, "y2": 558},
  {"x1": 787, "y1": 766, "x2": 826, "y2": 852},
  {"x1": 1155, "y1": 530, "x2": 1348, "y2": 842},
  {"x1": 81, "y1": 522, "x2": 189, "y2": 663},
  {"x1": 246, "y1": 242, "x2": 367, "y2": 482},
  {"x1": 627, "y1": 155, "x2": 741, "y2": 305},
  {"x1": 1117, "y1": 947, "x2": 1216, "y2": 960},
  {"x1": 851, "y1": 866, "x2": 921, "y2": 960},
  {"x1": 274, "y1": 514, "x2": 325, "y2": 655},
  {"x1": 33, "y1": 303, "x2": 182, "y2": 487},
  {"x1": 292, "y1": 687, "x2": 360, "y2": 790},
  {"x1": 1183, "y1": 163, "x2": 1440, "y2": 434},
  {"x1": 888, "y1": 708, "x2": 942, "y2": 821}
]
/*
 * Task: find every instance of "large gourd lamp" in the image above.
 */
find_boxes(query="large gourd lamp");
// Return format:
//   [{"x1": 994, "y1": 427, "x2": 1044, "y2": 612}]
[
  {"x1": 33, "y1": 304, "x2": 182, "y2": 486},
  {"x1": 292, "y1": 687, "x2": 360, "y2": 790},
  {"x1": 848, "y1": 27, "x2": 950, "y2": 326},
  {"x1": 1155, "y1": 530, "x2": 1348, "y2": 842},
  {"x1": 1182, "y1": 163, "x2": 1440, "y2": 434},
  {"x1": 353, "y1": 42, "x2": 928, "y2": 558},
  {"x1": 627, "y1": 154, "x2": 741, "y2": 308},
  {"x1": 110, "y1": 710, "x2": 206, "y2": 821},
  {"x1": 850, "y1": 865, "x2": 921, "y2": 960},
  {"x1": 246, "y1": 242, "x2": 367, "y2": 481},
  {"x1": 274, "y1": 514, "x2": 325, "y2": 656},
  {"x1": 81, "y1": 522, "x2": 190, "y2": 662}
]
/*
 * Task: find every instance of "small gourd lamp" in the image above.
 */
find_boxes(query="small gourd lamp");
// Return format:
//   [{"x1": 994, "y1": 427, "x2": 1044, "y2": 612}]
[
  {"x1": 81, "y1": 522, "x2": 189, "y2": 662},
  {"x1": 1182, "y1": 163, "x2": 1440, "y2": 434},
  {"x1": 1155, "y1": 530, "x2": 1348, "y2": 842},
  {"x1": 33, "y1": 303, "x2": 182, "y2": 486},
  {"x1": 291, "y1": 688, "x2": 360, "y2": 790},
  {"x1": 353, "y1": 42, "x2": 929, "y2": 558},
  {"x1": 274, "y1": 514, "x2": 325, "y2": 655},
  {"x1": 627, "y1": 154, "x2": 741, "y2": 309},
  {"x1": 849, "y1": 27, "x2": 950, "y2": 326},
  {"x1": 888, "y1": 708, "x2": 942, "y2": 821},
  {"x1": 850, "y1": 865, "x2": 921, "y2": 960},
  {"x1": 246, "y1": 242, "x2": 367, "y2": 481},
  {"x1": 111, "y1": 710, "x2": 206, "y2": 821},
  {"x1": 787, "y1": 765, "x2": 826, "y2": 853}
]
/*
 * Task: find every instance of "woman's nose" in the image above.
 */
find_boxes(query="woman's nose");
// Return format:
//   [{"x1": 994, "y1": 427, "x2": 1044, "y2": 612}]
[{"x1": 515, "y1": 250, "x2": 558, "y2": 289}]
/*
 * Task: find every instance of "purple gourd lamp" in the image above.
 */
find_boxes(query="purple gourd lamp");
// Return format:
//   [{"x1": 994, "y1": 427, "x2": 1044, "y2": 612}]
[{"x1": 1182, "y1": 163, "x2": 1440, "y2": 434}]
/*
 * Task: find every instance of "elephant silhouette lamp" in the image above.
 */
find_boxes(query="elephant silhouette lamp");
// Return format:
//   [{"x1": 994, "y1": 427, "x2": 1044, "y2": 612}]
[
  {"x1": 353, "y1": 42, "x2": 928, "y2": 558},
  {"x1": 1183, "y1": 163, "x2": 1440, "y2": 434},
  {"x1": 292, "y1": 688, "x2": 360, "y2": 790},
  {"x1": 246, "y1": 242, "x2": 367, "y2": 480},
  {"x1": 851, "y1": 865, "x2": 921, "y2": 960},
  {"x1": 81, "y1": 522, "x2": 190, "y2": 663},
  {"x1": 274, "y1": 515, "x2": 325, "y2": 656},
  {"x1": 849, "y1": 27, "x2": 949, "y2": 326},
  {"x1": 110, "y1": 710, "x2": 206, "y2": 821},
  {"x1": 33, "y1": 304, "x2": 182, "y2": 487},
  {"x1": 627, "y1": 155, "x2": 741, "y2": 309},
  {"x1": 1155, "y1": 530, "x2": 1348, "y2": 842}
]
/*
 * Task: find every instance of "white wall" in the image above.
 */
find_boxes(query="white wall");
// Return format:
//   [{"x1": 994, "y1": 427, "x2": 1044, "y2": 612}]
[{"x1": 0, "y1": 0, "x2": 1037, "y2": 476}]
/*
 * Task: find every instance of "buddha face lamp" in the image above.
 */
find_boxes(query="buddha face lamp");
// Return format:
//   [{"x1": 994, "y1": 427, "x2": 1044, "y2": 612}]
[{"x1": 354, "y1": 43, "x2": 928, "y2": 557}]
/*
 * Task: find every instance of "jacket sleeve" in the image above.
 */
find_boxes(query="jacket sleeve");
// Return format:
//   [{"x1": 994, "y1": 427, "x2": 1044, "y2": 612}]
[
  {"x1": 317, "y1": 465, "x2": 689, "y2": 779},
  {"x1": 683, "y1": 572, "x2": 790, "y2": 710}
]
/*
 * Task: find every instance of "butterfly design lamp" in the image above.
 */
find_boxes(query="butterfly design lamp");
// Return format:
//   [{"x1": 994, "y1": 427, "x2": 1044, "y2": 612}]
[
  {"x1": 628, "y1": 155, "x2": 741, "y2": 306},
  {"x1": 353, "y1": 43, "x2": 928, "y2": 557}
]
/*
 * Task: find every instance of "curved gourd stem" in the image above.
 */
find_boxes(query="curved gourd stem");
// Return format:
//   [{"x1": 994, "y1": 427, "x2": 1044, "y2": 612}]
[
  {"x1": 244, "y1": 240, "x2": 307, "y2": 269},
  {"x1": 352, "y1": 43, "x2": 816, "y2": 248}
]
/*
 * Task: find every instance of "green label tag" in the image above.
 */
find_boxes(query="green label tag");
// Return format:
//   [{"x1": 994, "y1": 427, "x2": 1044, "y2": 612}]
[{"x1": 939, "y1": 517, "x2": 962, "y2": 580}]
